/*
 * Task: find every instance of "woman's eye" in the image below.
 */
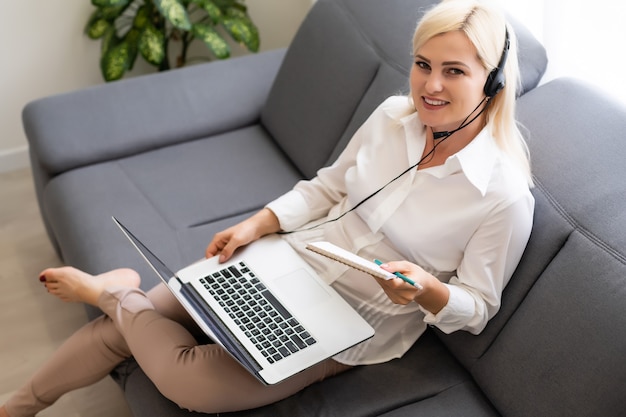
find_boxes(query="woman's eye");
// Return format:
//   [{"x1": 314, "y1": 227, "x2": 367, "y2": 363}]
[
  {"x1": 447, "y1": 68, "x2": 464, "y2": 75},
  {"x1": 415, "y1": 61, "x2": 430, "y2": 71}
]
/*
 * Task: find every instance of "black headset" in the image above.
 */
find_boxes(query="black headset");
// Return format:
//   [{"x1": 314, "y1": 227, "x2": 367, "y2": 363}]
[
  {"x1": 483, "y1": 28, "x2": 510, "y2": 98},
  {"x1": 432, "y1": 26, "x2": 510, "y2": 139}
]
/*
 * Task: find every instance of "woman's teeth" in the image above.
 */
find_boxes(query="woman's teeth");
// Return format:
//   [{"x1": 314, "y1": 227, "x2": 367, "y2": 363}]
[{"x1": 424, "y1": 97, "x2": 447, "y2": 106}]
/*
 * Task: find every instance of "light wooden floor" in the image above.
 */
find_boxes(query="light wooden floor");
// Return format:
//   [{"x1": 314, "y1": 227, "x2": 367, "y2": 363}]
[{"x1": 0, "y1": 168, "x2": 133, "y2": 417}]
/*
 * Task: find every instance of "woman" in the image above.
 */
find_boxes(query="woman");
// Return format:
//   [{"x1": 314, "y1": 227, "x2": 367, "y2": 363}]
[{"x1": 1, "y1": 0, "x2": 534, "y2": 415}]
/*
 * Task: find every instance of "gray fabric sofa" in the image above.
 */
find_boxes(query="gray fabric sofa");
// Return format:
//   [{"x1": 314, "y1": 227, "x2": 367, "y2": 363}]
[{"x1": 22, "y1": 0, "x2": 626, "y2": 416}]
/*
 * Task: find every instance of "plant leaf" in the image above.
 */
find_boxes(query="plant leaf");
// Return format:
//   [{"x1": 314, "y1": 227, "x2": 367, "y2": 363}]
[
  {"x1": 192, "y1": 23, "x2": 230, "y2": 59},
  {"x1": 85, "y1": 5, "x2": 128, "y2": 39},
  {"x1": 154, "y1": 0, "x2": 192, "y2": 30},
  {"x1": 100, "y1": 4, "x2": 129, "y2": 19},
  {"x1": 86, "y1": 16, "x2": 111, "y2": 39},
  {"x1": 124, "y1": 27, "x2": 141, "y2": 70},
  {"x1": 133, "y1": 5, "x2": 150, "y2": 30},
  {"x1": 139, "y1": 23, "x2": 166, "y2": 66},
  {"x1": 222, "y1": 8, "x2": 259, "y2": 52},
  {"x1": 100, "y1": 25, "x2": 119, "y2": 55},
  {"x1": 92, "y1": 0, "x2": 130, "y2": 7},
  {"x1": 191, "y1": 0, "x2": 222, "y2": 24},
  {"x1": 101, "y1": 40, "x2": 132, "y2": 81}
]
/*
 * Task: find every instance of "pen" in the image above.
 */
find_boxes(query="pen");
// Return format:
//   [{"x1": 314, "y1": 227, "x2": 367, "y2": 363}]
[{"x1": 373, "y1": 259, "x2": 423, "y2": 290}]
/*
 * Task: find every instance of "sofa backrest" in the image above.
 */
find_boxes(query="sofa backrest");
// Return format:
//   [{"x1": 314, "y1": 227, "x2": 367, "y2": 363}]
[
  {"x1": 261, "y1": 0, "x2": 548, "y2": 178},
  {"x1": 438, "y1": 78, "x2": 626, "y2": 416}
]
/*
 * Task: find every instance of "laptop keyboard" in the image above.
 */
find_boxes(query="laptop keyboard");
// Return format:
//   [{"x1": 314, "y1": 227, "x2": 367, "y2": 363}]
[{"x1": 200, "y1": 261, "x2": 317, "y2": 363}]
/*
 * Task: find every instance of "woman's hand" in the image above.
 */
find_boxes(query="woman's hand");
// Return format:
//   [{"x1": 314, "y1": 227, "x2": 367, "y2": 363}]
[
  {"x1": 374, "y1": 260, "x2": 449, "y2": 315},
  {"x1": 205, "y1": 208, "x2": 281, "y2": 263}
]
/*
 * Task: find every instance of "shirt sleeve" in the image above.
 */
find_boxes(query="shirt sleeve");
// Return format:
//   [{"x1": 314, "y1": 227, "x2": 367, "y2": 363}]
[
  {"x1": 265, "y1": 190, "x2": 310, "y2": 232},
  {"x1": 265, "y1": 154, "x2": 357, "y2": 231},
  {"x1": 422, "y1": 191, "x2": 534, "y2": 334}
]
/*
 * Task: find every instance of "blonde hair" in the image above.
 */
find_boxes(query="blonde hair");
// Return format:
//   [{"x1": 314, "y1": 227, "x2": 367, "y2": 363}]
[{"x1": 412, "y1": 0, "x2": 533, "y2": 185}]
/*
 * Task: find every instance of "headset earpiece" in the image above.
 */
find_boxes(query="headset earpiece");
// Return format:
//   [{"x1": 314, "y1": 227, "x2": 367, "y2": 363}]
[{"x1": 483, "y1": 28, "x2": 510, "y2": 98}]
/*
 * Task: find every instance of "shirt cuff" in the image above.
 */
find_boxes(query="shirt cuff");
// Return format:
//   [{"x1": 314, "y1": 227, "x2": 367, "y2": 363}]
[
  {"x1": 265, "y1": 190, "x2": 311, "y2": 232},
  {"x1": 421, "y1": 284, "x2": 476, "y2": 334}
]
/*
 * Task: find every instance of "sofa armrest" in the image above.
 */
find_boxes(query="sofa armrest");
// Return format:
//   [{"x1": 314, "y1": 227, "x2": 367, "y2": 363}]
[{"x1": 23, "y1": 48, "x2": 286, "y2": 176}]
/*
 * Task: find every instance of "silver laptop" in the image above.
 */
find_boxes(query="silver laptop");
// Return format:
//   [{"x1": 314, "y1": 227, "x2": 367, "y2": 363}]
[{"x1": 113, "y1": 217, "x2": 374, "y2": 385}]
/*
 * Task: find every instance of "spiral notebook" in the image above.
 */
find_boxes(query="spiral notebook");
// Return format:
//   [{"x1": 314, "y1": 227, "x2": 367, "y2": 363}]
[
  {"x1": 306, "y1": 241, "x2": 423, "y2": 290},
  {"x1": 305, "y1": 241, "x2": 399, "y2": 280}
]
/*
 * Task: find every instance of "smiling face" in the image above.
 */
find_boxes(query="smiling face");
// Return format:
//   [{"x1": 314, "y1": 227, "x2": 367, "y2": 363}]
[{"x1": 410, "y1": 30, "x2": 489, "y2": 135}]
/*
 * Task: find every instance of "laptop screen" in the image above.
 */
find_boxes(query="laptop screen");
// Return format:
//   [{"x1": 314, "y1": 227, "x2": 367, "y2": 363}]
[{"x1": 112, "y1": 217, "x2": 177, "y2": 282}]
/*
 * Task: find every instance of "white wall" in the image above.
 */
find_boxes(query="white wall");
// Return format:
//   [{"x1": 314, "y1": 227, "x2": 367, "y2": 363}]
[
  {"x1": 503, "y1": 1, "x2": 626, "y2": 106},
  {"x1": 0, "y1": 0, "x2": 313, "y2": 173}
]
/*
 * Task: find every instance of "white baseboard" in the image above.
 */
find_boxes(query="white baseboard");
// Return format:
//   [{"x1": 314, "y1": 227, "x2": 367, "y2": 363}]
[{"x1": 0, "y1": 146, "x2": 30, "y2": 173}]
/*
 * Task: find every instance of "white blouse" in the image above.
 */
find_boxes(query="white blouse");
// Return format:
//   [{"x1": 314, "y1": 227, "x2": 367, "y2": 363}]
[{"x1": 266, "y1": 96, "x2": 534, "y2": 366}]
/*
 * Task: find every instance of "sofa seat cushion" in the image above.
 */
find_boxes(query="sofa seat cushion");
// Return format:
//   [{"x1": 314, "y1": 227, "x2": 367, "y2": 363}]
[
  {"x1": 378, "y1": 381, "x2": 498, "y2": 417},
  {"x1": 42, "y1": 125, "x2": 302, "y2": 297}
]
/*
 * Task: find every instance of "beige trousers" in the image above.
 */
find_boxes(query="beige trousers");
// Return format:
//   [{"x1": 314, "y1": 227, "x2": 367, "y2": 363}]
[{"x1": 5, "y1": 282, "x2": 351, "y2": 417}]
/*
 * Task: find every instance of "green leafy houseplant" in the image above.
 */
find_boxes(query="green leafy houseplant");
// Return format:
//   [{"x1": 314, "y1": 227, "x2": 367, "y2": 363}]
[{"x1": 85, "y1": 0, "x2": 260, "y2": 81}]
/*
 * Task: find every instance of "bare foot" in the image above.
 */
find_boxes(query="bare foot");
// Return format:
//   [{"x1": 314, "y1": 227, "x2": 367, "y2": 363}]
[{"x1": 40, "y1": 267, "x2": 141, "y2": 306}]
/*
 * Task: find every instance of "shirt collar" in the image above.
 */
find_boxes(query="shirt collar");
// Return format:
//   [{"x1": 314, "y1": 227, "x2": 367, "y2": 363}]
[
  {"x1": 382, "y1": 97, "x2": 500, "y2": 196},
  {"x1": 446, "y1": 127, "x2": 499, "y2": 196},
  {"x1": 385, "y1": 100, "x2": 499, "y2": 196}
]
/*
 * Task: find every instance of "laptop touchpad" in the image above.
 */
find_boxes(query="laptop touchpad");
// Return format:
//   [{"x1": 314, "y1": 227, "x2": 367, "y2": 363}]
[{"x1": 273, "y1": 269, "x2": 331, "y2": 310}]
